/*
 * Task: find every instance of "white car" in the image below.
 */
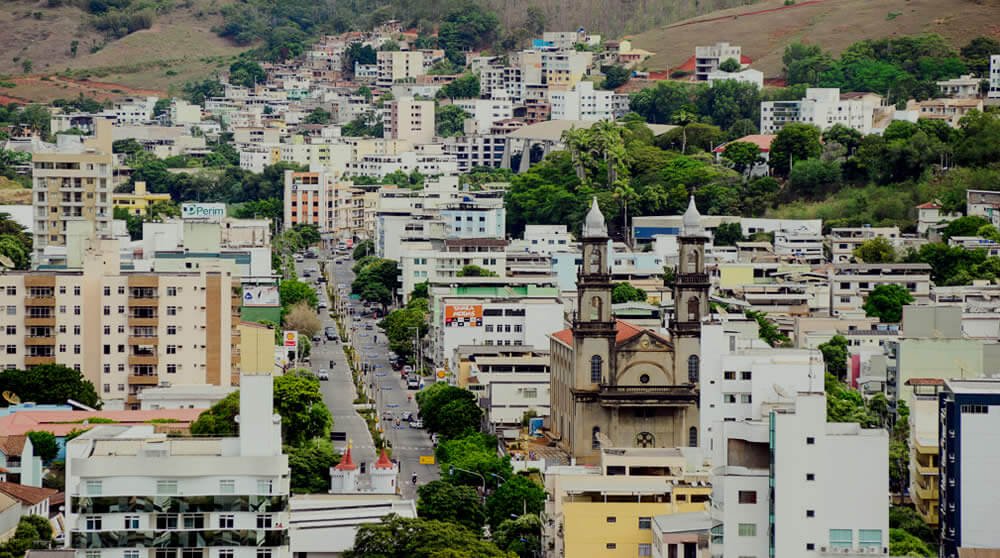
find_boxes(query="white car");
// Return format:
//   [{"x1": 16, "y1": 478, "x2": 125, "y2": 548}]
[
  {"x1": 317, "y1": 369, "x2": 329, "y2": 381},
  {"x1": 408, "y1": 419, "x2": 423, "y2": 429}
]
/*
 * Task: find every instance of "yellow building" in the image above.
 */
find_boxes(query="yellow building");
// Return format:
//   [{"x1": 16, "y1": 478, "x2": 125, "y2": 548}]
[
  {"x1": 238, "y1": 321, "x2": 277, "y2": 380},
  {"x1": 112, "y1": 181, "x2": 171, "y2": 216},
  {"x1": 909, "y1": 379, "x2": 942, "y2": 527},
  {"x1": 543, "y1": 447, "x2": 711, "y2": 558}
]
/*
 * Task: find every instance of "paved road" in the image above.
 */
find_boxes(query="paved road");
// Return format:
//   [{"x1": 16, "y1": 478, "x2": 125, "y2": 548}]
[{"x1": 298, "y1": 254, "x2": 439, "y2": 499}]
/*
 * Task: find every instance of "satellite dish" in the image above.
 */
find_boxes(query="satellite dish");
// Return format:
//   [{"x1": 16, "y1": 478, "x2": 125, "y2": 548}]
[
  {"x1": 772, "y1": 383, "x2": 790, "y2": 399},
  {"x1": 0, "y1": 255, "x2": 14, "y2": 269},
  {"x1": 2, "y1": 391, "x2": 21, "y2": 405}
]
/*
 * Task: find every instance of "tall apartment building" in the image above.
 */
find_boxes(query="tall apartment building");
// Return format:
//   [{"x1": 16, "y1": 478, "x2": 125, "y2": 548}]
[
  {"x1": 0, "y1": 237, "x2": 241, "y2": 410},
  {"x1": 65, "y1": 373, "x2": 290, "y2": 558},
  {"x1": 694, "y1": 42, "x2": 741, "y2": 81},
  {"x1": 548, "y1": 81, "x2": 630, "y2": 121},
  {"x1": 908, "y1": 378, "x2": 943, "y2": 528},
  {"x1": 939, "y1": 379, "x2": 1000, "y2": 558},
  {"x1": 988, "y1": 55, "x2": 1000, "y2": 99},
  {"x1": 760, "y1": 88, "x2": 881, "y2": 134},
  {"x1": 376, "y1": 51, "x2": 425, "y2": 87},
  {"x1": 283, "y1": 170, "x2": 329, "y2": 232},
  {"x1": 383, "y1": 97, "x2": 435, "y2": 144},
  {"x1": 451, "y1": 98, "x2": 513, "y2": 135},
  {"x1": 541, "y1": 50, "x2": 592, "y2": 90},
  {"x1": 31, "y1": 119, "x2": 114, "y2": 266}
]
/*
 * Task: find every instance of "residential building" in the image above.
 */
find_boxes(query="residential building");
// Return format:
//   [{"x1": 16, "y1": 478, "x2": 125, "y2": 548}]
[
  {"x1": 709, "y1": 395, "x2": 888, "y2": 557},
  {"x1": 522, "y1": 225, "x2": 573, "y2": 255},
  {"x1": 939, "y1": 379, "x2": 1000, "y2": 557},
  {"x1": 916, "y1": 201, "x2": 959, "y2": 236},
  {"x1": 650, "y1": 512, "x2": 712, "y2": 558},
  {"x1": 0, "y1": 482, "x2": 57, "y2": 519},
  {"x1": 465, "y1": 351, "x2": 551, "y2": 432},
  {"x1": 541, "y1": 50, "x2": 592, "y2": 89},
  {"x1": 31, "y1": 119, "x2": 114, "y2": 266},
  {"x1": 0, "y1": 237, "x2": 242, "y2": 410},
  {"x1": 829, "y1": 263, "x2": 932, "y2": 316},
  {"x1": 706, "y1": 68, "x2": 763, "y2": 88},
  {"x1": 694, "y1": 42, "x2": 741, "y2": 81},
  {"x1": 452, "y1": 99, "x2": 513, "y2": 135},
  {"x1": 283, "y1": 170, "x2": 330, "y2": 232},
  {"x1": 774, "y1": 229, "x2": 824, "y2": 263},
  {"x1": 967, "y1": 189, "x2": 1000, "y2": 226},
  {"x1": 548, "y1": 81, "x2": 630, "y2": 121},
  {"x1": 169, "y1": 100, "x2": 202, "y2": 125},
  {"x1": 906, "y1": 98, "x2": 984, "y2": 128},
  {"x1": 548, "y1": 198, "x2": 707, "y2": 463},
  {"x1": 908, "y1": 378, "x2": 943, "y2": 528},
  {"x1": 113, "y1": 97, "x2": 158, "y2": 125},
  {"x1": 376, "y1": 51, "x2": 426, "y2": 87},
  {"x1": 542, "y1": 447, "x2": 711, "y2": 558},
  {"x1": 481, "y1": 64, "x2": 525, "y2": 103},
  {"x1": 0, "y1": 436, "x2": 41, "y2": 487},
  {"x1": 383, "y1": 97, "x2": 435, "y2": 144},
  {"x1": 830, "y1": 226, "x2": 901, "y2": 263},
  {"x1": 712, "y1": 134, "x2": 773, "y2": 177},
  {"x1": 440, "y1": 135, "x2": 507, "y2": 172},
  {"x1": 137, "y1": 384, "x2": 235, "y2": 411},
  {"x1": 990, "y1": 55, "x2": 1000, "y2": 99},
  {"x1": 0, "y1": 492, "x2": 18, "y2": 540},
  {"x1": 64, "y1": 373, "x2": 290, "y2": 558},
  {"x1": 111, "y1": 181, "x2": 171, "y2": 217},
  {"x1": 937, "y1": 74, "x2": 981, "y2": 98},
  {"x1": 760, "y1": 88, "x2": 881, "y2": 134}
]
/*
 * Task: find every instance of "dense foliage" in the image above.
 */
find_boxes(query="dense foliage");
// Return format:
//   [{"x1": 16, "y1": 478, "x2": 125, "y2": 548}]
[
  {"x1": 416, "y1": 383, "x2": 483, "y2": 440},
  {"x1": 347, "y1": 514, "x2": 512, "y2": 557},
  {"x1": 0, "y1": 365, "x2": 100, "y2": 408},
  {"x1": 379, "y1": 297, "x2": 430, "y2": 361},
  {"x1": 862, "y1": 284, "x2": 914, "y2": 323}
]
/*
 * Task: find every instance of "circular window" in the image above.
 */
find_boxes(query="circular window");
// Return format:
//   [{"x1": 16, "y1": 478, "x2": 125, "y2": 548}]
[{"x1": 639, "y1": 374, "x2": 650, "y2": 384}]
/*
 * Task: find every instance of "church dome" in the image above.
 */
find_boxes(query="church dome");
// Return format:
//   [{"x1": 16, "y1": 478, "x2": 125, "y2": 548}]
[
  {"x1": 682, "y1": 195, "x2": 702, "y2": 235},
  {"x1": 582, "y1": 196, "x2": 607, "y2": 238}
]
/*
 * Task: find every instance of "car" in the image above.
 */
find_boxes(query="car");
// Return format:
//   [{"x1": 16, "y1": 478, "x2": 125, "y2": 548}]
[
  {"x1": 365, "y1": 323, "x2": 373, "y2": 330},
  {"x1": 407, "y1": 376, "x2": 421, "y2": 390},
  {"x1": 401, "y1": 411, "x2": 414, "y2": 422},
  {"x1": 381, "y1": 410, "x2": 393, "y2": 421},
  {"x1": 408, "y1": 419, "x2": 423, "y2": 429},
  {"x1": 317, "y1": 370, "x2": 329, "y2": 381},
  {"x1": 335, "y1": 259, "x2": 344, "y2": 264},
  {"x1": 319, "y1": 301, "x2": 329, "y2": 310},
  {"x1": 294, "y1": 254, "x2": 304, "y2": 262},
  {"x1": 325, "y1": 329, "x2": 338, "y2": 341},
  {"x1": 403, "y1": 365, "x2": 413, "y2": 373},
  {"x1": 312, "y1": 334, "x2": 322, "y2": 342},
  {"x1": 302, "y1": 269, "x2": 312, "y2": 277}
]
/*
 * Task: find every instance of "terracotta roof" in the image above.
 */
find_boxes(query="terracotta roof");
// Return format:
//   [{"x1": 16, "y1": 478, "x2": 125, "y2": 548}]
[
  {"x1": 550, "y1": 320, "x2": 670, "y2": 348},
  {"x1": 0, "y1": 435, "x2": 27, "y2": 457},
  {"x1": 915, "y1": 202, "x2": 941, "y2": 210},
  {"x1": 0, "y1": 482, "x2": 57, "y2": 506},
  {"x1": 714, "y1": 134, "x2": 775, "y2": 153},
  {"x1": 335, "y1": 446, "x2": 357, "y2": 471},
  {"x1": 373, "y1": 449, "x2": 394, "y2": 470},
  {"x1": 0, "y1": 409, "x2": 204, "y2": 437}
]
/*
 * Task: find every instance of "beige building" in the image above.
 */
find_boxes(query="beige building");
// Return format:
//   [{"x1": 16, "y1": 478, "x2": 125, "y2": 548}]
[
  {"x1": 829, "y1": 263, "x2": 932, "y2": 316},
  {"x1": 548, "y1": 198, "x2": 707, "y2": 464},
  {"x1": 383, "y1": 97, "x2": 435, "y2": 144},
  {"x1": 0, "y1": 236, "x2": 241, "y2": 410},
  {"x1": 906, "y1": 98, "x2": 984, "y2": 128},
  {"x1": 31, "y1": 119, "x2": 114, "y2": 266},
  {"x1": 376, "y1": 51, "x2": 426, "y2": 87}
]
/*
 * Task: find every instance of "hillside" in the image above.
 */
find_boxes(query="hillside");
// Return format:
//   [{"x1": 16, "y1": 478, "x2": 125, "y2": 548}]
[
  {"x1": 0, "y1": 0, "x2": 247, "y2": 102},
  {"x1": 630, "y1": 0, "x2": 1000, "y2": 76}
]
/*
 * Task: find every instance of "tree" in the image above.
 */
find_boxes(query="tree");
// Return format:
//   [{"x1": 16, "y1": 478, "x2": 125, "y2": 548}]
[
  {"x1": 822, "y1": 124, "x2": 863, "y2": 154},
  {"x1": 26, "y1": 431, "x2": 58, "y2": 463},
  {"x1": 456, "y1": 264, "x2": 497, "y2": 277},
  {"x1": 287, "y1": 438, "x2": 337, "y2": 493},
  {"x1": 601, "y1": 65, "x2": 631, "y2": 89},
  {"x1": 853, "y1": 237, "x2": 896, "y2": 263},
  {"x1": 744, "y1": 310, "x2": 790, "y2": 347},
  {"x1": 346, "y1": 514, "x2": 510, "y2": 558},
  {"x1": 889, "y1": 528, "x2": 933, "y2": 557},
  {"x1": 352, "y1": 239, "x2": 374, "y2": 260},
  {"x1": 437, "y1": 74, "x2": 480, "y2": 100},
  {"x1": 0, "y1": 365, "x2": 99, "y2": 408},
  {"x1": 769, "y1": 123, "x2": 822, "y2": 176},
  {"x1": 783, "y1": 42, "x2": 834, "y2": 85},
  {"x1": 284, "y1": 301, "x2": 322, "y2": 338},
  {"x1": 70, "y1": 39, "x2": 79, "y2": 57},
  {"x1": 955, "y1": 110, "x2": 1000, "y2": 168},
  {"x1": 417, "y1": 480, "x2": 486, "y2": 531},
  {"x1": 410, "y1": 281, "x2": 429, "y2": 300},
  {"x1": 818, "y1": 335, "x2": 849, "y2": 381},
  {"x1": 960, "y1": 36, "x2": 1000, "y2": 75},
  {"x1": 611, "y1": 282, "x2": 646, "y2": 304},
  {"x1": 229, "y1": 59, "x2": 266, "y2": 88},
  {"x1": 279, "y1": 279, "x2": 318, "y2": 310},
  {"x1": 436, "y1": 104, "x2": 468, "y2": 137},
  {"x1": 720, "y1": 141, "x2": 762, "y2": 176},
  {"x1": 718, "y1": 57, "x2": 741, "y2": 73},
  {"x1": 436, "y1": 433, "x2": 512, "y2": 491},
  {"x1": 304, "y1": 107, "x2": 332, "y2": 125},
  {"x1": 863, "y1": 284, "x2": 914, "y2": 323},
  {"x1": 485, "y1": 475, "x2": 546, "y2": 528},
  {"x1": 437, "y1": 4, "x2": 500, "y2": 67},
  {"x1": 941, "y1": 215, "x2": 991, "y2": 241},
  {"x1": 672, "y1": 108, "x2": 697, "y2": 154},
  {"x1": 380, "y1": 298, "x2": 429, "y2": 360},
  {"x1": 713, "y1": 222, "x2": 744, "y2": 246},
  {"x1": 493, "y1": 513, "x2": 542, "y2": 558}
]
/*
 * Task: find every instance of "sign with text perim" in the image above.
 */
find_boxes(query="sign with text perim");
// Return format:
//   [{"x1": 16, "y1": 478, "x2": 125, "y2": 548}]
[
  {"x1": 182, "y1": 203, "x2": 226, "y2": 222},
  {"x1": 444, "y1": 304, "x2": 483, "y2": 328}
]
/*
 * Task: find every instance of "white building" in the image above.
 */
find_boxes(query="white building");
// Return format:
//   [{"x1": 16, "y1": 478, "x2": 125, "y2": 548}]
[
  {"x1": 937, "y1": 74, "x2": 981, "y2": 99},
  {"x1": 65, "y1": 374, "x2": 290, "y2": 558},
  {"x1": 694, "y1": 42, "x2": 742, "y2": 81},
  {"x1": 774, "y1": 229, "x2": 825, "y2": 263},
  {"x1": 829, "y1": 226, "x2": 902, "y2": 263},
  {"x1": 465, "y1": 353, "x2": 550, "y2": 431},
  {"x1": 522, "y1": 225, "x2": 573, "y2": 255},
  {"x1": 170, "y1": 100, "x2": 202, "y2": 125},
  {"x1": 706, "y1": 68, "x2": 763, "y2": 89},
  {"x1": 711, "y1": 393, "x2": 888, "y2": 557},
  {"x1": 452, "y1": 99, "x2": 513, "y2": 135},
  {"x1": 113, "y1": 97, "x2": 158, "y2": 125},
  {"x1": 441, "y1": 135, "x2": 507, "y2": 172},
  {"x1": 548, "y1": 81, "x2": 629, "y2": 121},
  {"x1": 383, "y1": 97, "x2": 435, "y2": 144},
  {"x1": 990, "y1": 55, "x2": 1000, "y2": 99},
  {"x1": 761, "y1": 88, "x2": 881, "y2": 134}
]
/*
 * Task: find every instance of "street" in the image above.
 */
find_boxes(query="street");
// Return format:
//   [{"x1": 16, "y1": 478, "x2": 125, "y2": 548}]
[{"x1": 296, "y1": 254, "x2": 439, "y2": 499}]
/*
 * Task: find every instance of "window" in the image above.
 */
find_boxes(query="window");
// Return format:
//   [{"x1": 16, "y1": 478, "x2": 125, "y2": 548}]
[
  {"x1": 124, "y1": 551, "x2": 139, "y2": 558},
  {"x1": 6, "y1": 306, "x2": 14, "y2": 315},
  {"x1": 738, "y1": 490, "x2": 757, "y2": 504},
  {"x1": 741, "y1": 371, "x2": 752, "y2": 380},
  {"x1": 167, "y1": 345, "x2": 177, "y2": 354},
  {"x1": 590, "y1": 355, "x2": 602, "y2": 383},
  {"x1": 4, "y1": 325, "x2": 13, "y2": 335},
  {"x1": 218, "y1": 514, "x2": 235, "y2": 529},
  {"x1": 167, "y1": 306, "x2": 177, "y2": 316},
  {"x1": 829, "y1": 529, "x2": 852, "y2": 550},
  {"x1": 74, "y1": 325, "x2": 81, "y2": 335},
  {"x1": 183, "y1": 514, "x2": 205, "y2": 529},
  {"x1": 606, "y1": 543, "x2": 617, "y2": 550},
  {"x1": 218, "y1": 551, "x2": 234, "y2": 558},
  {"x1": 74, "y1": 286, "x2": 81, "y2": 296},
  {"x1": 181, "y1": 551, "x2": 203, "y2": 558},
  {"x1": 118, "y1": 286, "x2": 125, "y2": 295},
  {"x1": 85, "y1": 516, "x2": 102, "y2": 530},
  {"x1": 638, "y1": 517, "x2": 651, "y2": 529},
  {"x1": 806, "y1": 509, "x2": 815, "y2": 517},
  {"x1": 485, "y1": 325, "x2": 494, "y2": 332},
  {"x1": 156, "y1": 514, "x2": 178, "y2": 529},
  {"x1": 740, "y1": 394, "x2": 752, "y2": 404},
  {"x1": 961, "y1": 404, "x2": 989, "y2": 414},
  {"x1": 167, "y1": 326, "x2": 177, "y2": 335},
  {"x1": 592, "y1": 426, "x2": 601, "y2": 450},
  {"x1": 103, "y1": 286, "x2": 110, "y2": 296},
  {"x1": 724, "y1": 394, "x2": 737, "y2": 404},
  {"x1": 124, "y1": 515, "x2": 139, "y2": 529},
  {"x1": 86, "y1": 552, "x2": 100, "y2": 558},
  {"x1": 257, "y1": 479, "x2": 273, "y2": 494},
  {"x1": 74, "y1": 345, "x2": 81, "y2": 354},
  {"x1": 806, "y1": 473, "x2": 815, "y2": 481},
  {"x1": 688, "y1": 355, "x2": 699, "y2": 382},
  {"x1": 724, "y1": 371, "x2": 736, "y2": 380},
  {"x1": 806, "y1": 437, "x2": 815, "y2": 445},
  {"x1": 738, "y1": 523, "x2": 756, "y2": 537},
  {"x1": 256, "y1": 551, "x2": 272, "y2": 558},
  {"x1": 806, "y1": 543, "x2": 815, "y2": 551},
  {"x1": 638, "y1": 543, "x2": 652, "y2": 556},
  {"x1": 256, "y1": 515, "x2": 273, "y2": 529},
  {"x1": 514, "y1": 324, "x2": 522, "y2": 333},
  {"x1": 167, "y1": 287, "x2": 177, "y2": 296},
  {"x1": 167, "y1": 364, "x2": 177, "y2": 374},
  {"x1": 86, "y1": 480, "x2": 102, "y2": 495},
  {"x1": 219, "y1": 480, "x2": 235, "y2": 494},
  {"x1": 606, "y1": 516, "x2": 617, "y2": 523},
  {"x1": 155, "y1": 550, "x2": 176, "y2": 558},
  {"x1": 688, "y1": 426, "x2": 698, "y2": 448},
  {"x1": 156, "y1": 480, "x2": 178, "y2": 495},
  {"x1": 859, "y1": 529, "x2": 882, "y2": 549},
  {"x1": 6, "y1": 345, "x2": 15, "y2": 355}
]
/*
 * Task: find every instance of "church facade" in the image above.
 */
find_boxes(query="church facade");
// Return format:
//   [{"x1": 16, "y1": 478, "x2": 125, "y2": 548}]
[{"x1": 548, "y1": 197, "x2": 709, "y2": 464}]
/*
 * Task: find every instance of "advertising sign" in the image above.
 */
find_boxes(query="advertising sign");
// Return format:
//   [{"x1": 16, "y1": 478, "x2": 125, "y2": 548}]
[
  {"x1": 242, "y1": 286, "x2": 280, "y2": 307},
  {"x1": 444, "y1": 304, "x2": 483, "y2": 328},
  {"x1": 181, "y1": 203, "x2": 227, "y2": 222},
  {"x1": 283, "y1": 331, "x2": 298, "y2": 349}
]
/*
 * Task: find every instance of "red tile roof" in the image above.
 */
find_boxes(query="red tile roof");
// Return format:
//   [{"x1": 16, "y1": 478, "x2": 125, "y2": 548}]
[
  {"x1": 0, "y1": 409, "x2": 204, "y2": 437},
  {"x1": 0, "y1": 435, "x2": 27, "y2": 457},
  {"x1": 550, "y1": 320, "x2": 670, "y2": 347},
  {"x1": 915, "y1": 202, "x2": 941, "y2": 210},
  {"x1": 0, "y1": 482, "x2": 57, "y2": 506},
  {"x1": 714, "y1": 134, "x2": 776, "y2": 153},
  {"x1": 905, "y1": 378, "x2": 945, "y2": 386},
  {"x1": 335, "y1": 446, "x2": 357, "y2": 471},
  {"x1": 374, "y1": 449, "x2": 394, "y2": 470}
]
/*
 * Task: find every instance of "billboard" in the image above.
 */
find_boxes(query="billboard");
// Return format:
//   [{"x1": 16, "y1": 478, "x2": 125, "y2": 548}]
[
  {"x1": 444, "y1": 304, "x2": 483, "y2": 328},
  {"x1": 242, "y1": 286, "x2": 280, "y2": 307},
  {"x1": 283, "y1": 331, "x2": 298, "y2": 349},
  {"x1": 182, "y1": 203, "x2": 226, "y2": 222}
]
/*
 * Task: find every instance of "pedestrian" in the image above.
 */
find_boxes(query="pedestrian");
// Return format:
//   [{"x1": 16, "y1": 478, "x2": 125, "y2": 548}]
[{"x1": 411, "y1": 473, "x2": 418, "y2": 485}]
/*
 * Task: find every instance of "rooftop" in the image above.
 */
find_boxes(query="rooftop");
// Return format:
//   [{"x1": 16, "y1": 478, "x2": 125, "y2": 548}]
[
  {"x1": 550, "y1": 319, "x2": 670, "y2": 348},
  {"x1": 0, "y1": 435, "x2": 27, "y2": 457},
  {"x1": 945, "y1": 378, "x2": 1000, "y2": 394},
  {"x1": 0, "y1": 409, "x2": 204, "y2": 437},
  {"x1": 0, "y1": 481, "x2": 58, "y2": 506}
]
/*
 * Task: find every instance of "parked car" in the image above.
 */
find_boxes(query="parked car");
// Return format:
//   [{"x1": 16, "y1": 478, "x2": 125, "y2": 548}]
[
  {"x1": 401, "y1": 411, "x2": 414, "y2": 422},
  {"x1": 325, "y1": 327, "x2": 338, "y2": 341},
  {"x1": 319, "y1": 301, "x2": 329, "y2": 310},
  {"x1": 381, "y1": 410, "x2": 393, "y2": 421},
  {"x1": 317, "y1": 369, "x2": 329, "y2": 381},
  {"x1": 312, "y1": 334, "x2": 322, "y2": 342},
  {"x1": 408, "y1": 419, "x2": 423, "y2": 429},
  {"x1": 407, "y1": 376, "x2": 421, "y2": 390},
  {"x1": 294, "y1": 254, "x2": 304, "y2": 262}
]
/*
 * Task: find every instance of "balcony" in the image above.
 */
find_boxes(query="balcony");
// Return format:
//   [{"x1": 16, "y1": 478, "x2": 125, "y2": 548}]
[
  {"x1": 128, "y1": 336, "x2": 158, "y2": 345},
  {"x1": 128, "y1": 374, "x2": 159, "y2": 386},
  {"x1": 25, "y1": 355, "x2": 56, "y2": 366},
  {"x1": 72, "y1": 494, "x2": 288, "y2": 514},
  {"x1": 71, "y1": 528, "x2": 288, "y2": 549},
  {"x1": 572, "y1": 384, "x2": 699, "y2": 407},
  {"x1": 913, "y1": 482, "x2": 938, "y2": 501},
  {"x1": 24, "y1": 316, "x2": 56, "y2": 327},
  {"x1": 24, "y1": 336, "x2": 56, "y2": 346},
  {"x1": 128, "y1": 297, "x2": 158, "y2": 307},
  {"x1": 128, "y1": 316, "x2": 158, "y2": 327},
  {"x1": 24, "y1": 296, "x2": 55, "y2": 306},
  {"x1": 915, "y1": 461, "x2": 939, "y2": 476},
  {"x1": 127, "y1": 355, "x2": 159, "y2": 366}
]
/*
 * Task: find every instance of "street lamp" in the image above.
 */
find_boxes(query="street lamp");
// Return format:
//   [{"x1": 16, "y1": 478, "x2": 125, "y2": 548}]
[{"x1": 449, "y1": 465, "x2": 487, "y2": 498}]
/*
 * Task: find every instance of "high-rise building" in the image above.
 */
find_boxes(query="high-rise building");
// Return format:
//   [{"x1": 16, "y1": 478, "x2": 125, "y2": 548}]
[
  {"x1": 383, "y1": 97, "x2": 435, "y2": 144},
  {"x1": 31, "y1": 119, "x2": 114, "y2": 266}
]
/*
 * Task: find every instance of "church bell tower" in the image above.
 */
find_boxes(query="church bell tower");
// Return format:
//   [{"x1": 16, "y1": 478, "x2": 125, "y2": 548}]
[
  {"x1": 670, "y1": 196, "x2": 710, "y2": 384},
  {"x1": 573, "y1": 197, "x2": 616, "y2": 388}
]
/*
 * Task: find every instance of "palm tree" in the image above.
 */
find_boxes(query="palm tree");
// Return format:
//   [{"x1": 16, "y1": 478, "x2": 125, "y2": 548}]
[{"x1": 672, "y1": 109, "x2": 697, "y2": 154}]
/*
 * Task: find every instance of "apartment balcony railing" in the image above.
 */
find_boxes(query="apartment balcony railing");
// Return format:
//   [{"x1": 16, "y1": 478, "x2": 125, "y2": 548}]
[
  {"x1": 71, "y1": 529, "x2": 287, "y2": 549},
  {"x1": 72, "y1": 495, "x2": 288, "y2": 514}
]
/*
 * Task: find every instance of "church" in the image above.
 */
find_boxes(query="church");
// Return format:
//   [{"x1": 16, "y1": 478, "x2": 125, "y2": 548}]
[{"x1": 548, "y1": 196, "x2": 709, "y2": 464}]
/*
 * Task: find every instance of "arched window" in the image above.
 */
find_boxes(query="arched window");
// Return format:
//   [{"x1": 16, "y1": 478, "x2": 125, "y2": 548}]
[
  {"x1": 592, "y1": 426, "x2": 601, "y2": 449},
  {"x1": 687, "y1": 296, "x2": 700, "y2": 321},
  {"x1": 686, "y1": 248, "x2": 700, "y2": 273},
  {"x1": 688, "y1": 355, "x2": 700, "y2": 383},
  {"x1": 689, "y1": 426, "x2": 698, "y2": 448},
  {"x1": 590, "y1": 295, "x2": 602, "y2": 321},
  {"x1": 589, "y1": 248, "x2": 602, "y2": 274},
  {"x1": 590, "y1": 355, "x2": 603, "y2": 384}
]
